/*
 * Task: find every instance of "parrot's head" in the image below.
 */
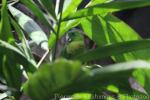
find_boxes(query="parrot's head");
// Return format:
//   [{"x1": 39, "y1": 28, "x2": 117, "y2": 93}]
[
  {"x1": 60, "y1": 30, "x2": 86, "y2": 58},
  {"x1": 67, "y1": 31, "x2": 84, "y2": 43}
]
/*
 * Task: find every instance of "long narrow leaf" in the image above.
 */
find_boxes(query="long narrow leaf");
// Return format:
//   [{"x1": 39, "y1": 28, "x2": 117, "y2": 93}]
[
  {"x1": 0, "y1": 40, "x2": 36, "y2": 98},
  {"x1": 74, "y1": 40, "x2": 150, "y2": 62},
  {"x1": 72, "y1": 60, "x2": 150, "y2": 95},
  {"x1": 81, "y1": 14, "x2": 150, "y2": 62},
  {"x1": 8, "y1": 5, "x2": 49, "y2": 50},
  {"x1": 19, "y1": 0, "x2": 56, "y2": 33},
  {"x1": 63, "y1": 0, "x2": 150, "y2": 21},
  {"x1": 10, "y1": 17, "x2": 36, "y2": 65},
  {"x1": 37, "y1": 0, "x2": 56, "y2": 20},
  {"x1": 0, "y1": 40, "x2": 37, "y2": 73},
  {"x1": 0, "y1": 0, "x2": 14, "y2": 43},
  {"x1": 62, "y1": 0, "x2": 82, "y2": 18}
]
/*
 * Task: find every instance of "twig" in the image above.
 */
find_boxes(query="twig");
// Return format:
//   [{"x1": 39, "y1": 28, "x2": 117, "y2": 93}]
[{"x1": 37, "y1": 50, "x2": 49, "y2": 68}]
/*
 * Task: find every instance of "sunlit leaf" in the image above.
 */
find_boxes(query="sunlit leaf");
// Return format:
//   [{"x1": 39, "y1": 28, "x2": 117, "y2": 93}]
[
  {"x1": 81, "y1": 14, "x2": 150, "y2": 62},
  {"x1": 8, "y1": 5, "x2": 49, "y2": 50},
  {"x1": 74, "y1": 40, "x2": 150, "y2": 62},
  {"x1": 64, "y1": 0, "x2": 150, "y2": 20},
  {"x1": 19, "y1": 0, "x2": 56, "y2": 33},
  {"x1": 62, "y1": 0, "x2": 82, "y2": 18},
  {"x1": 10, "y1": 17, "x2": 36, "y2": 65}
]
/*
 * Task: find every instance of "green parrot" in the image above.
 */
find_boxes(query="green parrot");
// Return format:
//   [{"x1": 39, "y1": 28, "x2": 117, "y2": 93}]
[{"x1": 61, "y1": 31, "x2": 86, "y2": 59}]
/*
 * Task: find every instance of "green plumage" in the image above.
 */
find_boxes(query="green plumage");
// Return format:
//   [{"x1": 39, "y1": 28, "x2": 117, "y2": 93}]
[{"x1": 61, "y1": 31, "x2": 86, "y2": 58}]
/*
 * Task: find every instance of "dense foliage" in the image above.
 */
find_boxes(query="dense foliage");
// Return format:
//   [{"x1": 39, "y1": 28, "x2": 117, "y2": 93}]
[{"x1": 0, "y1": 0, "x2": 150, "y2": 100}]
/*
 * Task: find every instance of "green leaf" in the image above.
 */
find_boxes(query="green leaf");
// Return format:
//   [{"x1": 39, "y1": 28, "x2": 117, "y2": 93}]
[
  {"x1": 23, "y1": 59, "x2": 82, "y2": 100},
  {"x1": 63, "y1": 0, "x2": 150, "y2": 20},
  {"x1": 0, "y1": 40, "x2": 36, "y2": 98},
  {"x1": 19, "y1": 0, "x2": 56, "y2": 33},
  {"x1": 8, "y1": 5, "x2": 49, "y2": 50},
  {"x1": 48, "y1": 0, "x2": 82, "y2": 48},
  {"x1": 81, "y1": 16, "x2": 108, "y2": 46},
  {"x1": 0, "y1": 0, "x2": 14, "y2": 43},
  {"x1": 55, "y1": 0, "x2": 65, "y2": 15},
  {"x1": 132, "y1": 69, "x2": 150, "y2": 95},
  {"x1": 23, "y1": 60, "x2": 150, "y2": 99},
  {"x1": 2, "y1": 54, "x2": 22, "y2": 98},
  {"x1": 81, "y1": 14, "x2": 150, "y2": 62},
  {"x1": 103, "y1": 14, "x2": 141, "y2": 42},
  {"x1": 74, "y1": 39, "x2": 150, "y2": 62},
  {"x1": 0, "y1": 40, "x2": 36, "y2": 74},
  {"x1": 37, "y1": 0, "x2": 56, "y2": 20},
  {"x1": 10, "y1": 17, "x2": 36, "y2": 65},
  {"x1": 58, "y1": 0, "x2": 65, "y2": 14},
  {"x1": 89, "y1": 0, "x2": 108, "y2": 6},
  {"x1": 48, "y1": 19, "x2": 81, "y2": 48},
  {"x1": 0, "y1": 53, "x2": 3, "y2": 77},
  {"x1": 67, "y1": 60, "x2": 150, "y2": 95},
  {"x1": 81, "y1": 15, "x2": 140, "y2": 46},
  {"x1": 0, "y1": 92, "x2": 11, "y2": 100},
  {"x1": 62, "y1": 0, "x2": 82, "y2": 18}
]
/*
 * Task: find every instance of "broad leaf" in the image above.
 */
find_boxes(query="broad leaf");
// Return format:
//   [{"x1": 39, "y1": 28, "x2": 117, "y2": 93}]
[
  {"x1": 23, "y1": 60, "x2": 150, "y2": 99},
  {"x1": 23, "y1": 59, "x2": 82, "y2": 100},
  {"x1": 62, "y1": 0, "x2": 82, "y2": 18}
]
